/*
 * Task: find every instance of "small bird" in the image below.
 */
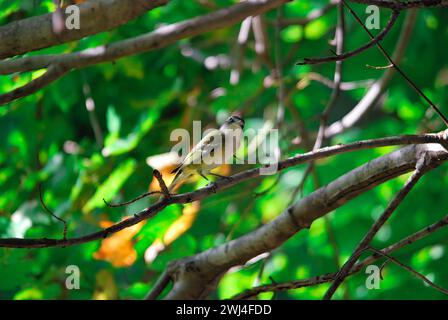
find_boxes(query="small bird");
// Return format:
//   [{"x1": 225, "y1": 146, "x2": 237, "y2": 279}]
[{"x1": 168, "y1": 115, "x2": 245, "y2": 192}]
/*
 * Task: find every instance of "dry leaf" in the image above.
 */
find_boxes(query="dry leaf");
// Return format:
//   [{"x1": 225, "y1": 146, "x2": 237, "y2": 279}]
[{"x1": 93, "y1": 220, "x2": 145, "y2": 267}]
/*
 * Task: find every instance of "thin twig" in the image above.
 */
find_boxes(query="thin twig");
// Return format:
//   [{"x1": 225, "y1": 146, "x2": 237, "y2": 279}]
[
  {"x1": 38, "y1": 184, "x2": 68, "y2": 240},
  {"x1": 103, "y1": 191, "x2": 164, "y2": 208},
  {"x1": 324, "y1": 8, "x2": 418, "y2": 138},
  {"x1": 350, "y1": 0, "x2": 448, "y2": 10},
  {"x1": 323, "y1": 153, "x2": 430, "y2": 299},
  {"x1": 274, "y1": 6, "x2": 285, "y2": 128},
  {"x1": 303, "y1": 72, "x2": 375, "y2": 90},
  {"x1": 296, "y1": 9, "x2": 399, "y2": 66},
  {"x1": 288, "y1": 162, "x2": 313, "y2": 205},
  {"x1": 253, "y1": 252, "x2": 272, "y2": 288},
  {"x1": 103, "y1": 170, "x2": 169, "y2": 207},
  {"x1": 367, "y1": 246, "x2": 448, "y2": 295},
  {"x1": 296, "y1": 3, "x2": 346, "y2": 295},
  {"x1": 340, "y1": 0, "x2": 448, "y2": 126}
]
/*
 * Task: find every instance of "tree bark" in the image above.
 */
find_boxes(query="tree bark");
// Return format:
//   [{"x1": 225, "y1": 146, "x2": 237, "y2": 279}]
[
  {"x1": 0, "y1": 0, "x2": 168, "y2": 59},
  {"x1": 163, "y1": 143, "x2": 448, "y2": 299}
]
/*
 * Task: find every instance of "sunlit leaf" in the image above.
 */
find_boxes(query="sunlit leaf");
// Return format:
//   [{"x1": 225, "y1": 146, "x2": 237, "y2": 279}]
[{"x1": 83, "y1": 159, "x2": 137, "y2": 213}]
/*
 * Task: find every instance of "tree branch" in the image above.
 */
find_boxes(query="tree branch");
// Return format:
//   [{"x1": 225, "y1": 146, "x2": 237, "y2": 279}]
[
  {"x1": 0, "y1": 64, "x2": 68, "y2": 105},
  {"x1": 323, "y1": 152, "x2": 431, "y2": 299},
  {"x1": 1, "y1": 134, "x2": 447, "y2": 249},
  {"x1": 0, "y1": 0, "x2": 168, "y2": 59},
  {"x1": 0, "y1": 0, "x2": 290, "y2": 76},
  {"x1": 146, "y1": 270, "x2": 172, "y2": 300},
  {"x1": 297, "y1": 9, "x2": 399, "y2": 66},
  {"x1": 232, "y1": 214, "x2": 448, "y2": 299},
  {"x1": 305, "y1": 72, "x2": 375, "y2": 90},
  {"x1": 340, "y1": 0, "x2": 448, "y2": 127},
  {"x1": 312, "y1": 0, "x2": 345, "y2": 151},
  {"x1": 0, "y1": 0, "x2": 291, "y2": 106},
  {"x1": 367, "y1": 246, "x2": 448, "y2": 295},
  {"x1": 161, "y1": 141, "x2": 448, "y2": 299},
  {"x1": 324, "y1": 8, "x2": 417, "y2": 137},
  {"x1": 350, "y1": 0, "x2": 448, "y2": 10}
]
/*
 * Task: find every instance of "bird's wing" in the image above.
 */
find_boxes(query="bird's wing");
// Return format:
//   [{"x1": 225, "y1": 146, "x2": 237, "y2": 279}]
[{"x1": 181, "y1": 129, "x2": 224, "y2": 167}]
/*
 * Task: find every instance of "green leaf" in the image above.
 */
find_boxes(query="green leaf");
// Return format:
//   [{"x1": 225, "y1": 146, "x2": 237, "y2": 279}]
[
  {"x1": 304, "y1": 19, "x2": 330, "y2": 40},
  {"x1": 0, "y1": 250, "x2": 35, "y2": 292},
  {"x1": 102, "y1": 108, "x2": 160, "y2": 156},
  {"x1": 101, "y1": 88, "x2": 177, "y2": 157},
  {"x1": 281, "y1": 25, "x2": 303, "y2": 43},
  {"x1": 82, "y1": 159, "x2": 137, "y2": 213},
  {"x1": 106, "y1": 105, "x2": 121, "y2": 135}
]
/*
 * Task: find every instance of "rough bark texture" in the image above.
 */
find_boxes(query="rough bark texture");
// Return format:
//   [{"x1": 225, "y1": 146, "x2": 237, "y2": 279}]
[
  {"x1": 163, "y1": 143, "x2": 448, "y2": 299},
  {"x1": 0, "y1": 0, "x2": 290, "y2": 74},
  {"x1": 0, "y1": 0, "x2": 168, "y2": 59}
]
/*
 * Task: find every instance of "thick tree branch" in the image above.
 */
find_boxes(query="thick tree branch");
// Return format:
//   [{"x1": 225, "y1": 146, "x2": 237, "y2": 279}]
[
  {"x1": 232, "y1": 214, "x2": 448, "y2": 299},
  {"x1": 1, "y1": 134, "x2": 447, "y2": 249},
  {"x1": 0, "y1": 0, "x2": 168, "y2": 59},
  {"x1": 0, "y1": 0, "x2": 290, "y2": 76},
  {"x1": 161, "y1": 142, "x2": 448, "y2": 299},
  {"x1": 0, "y1": 0, "x2": 291, "y2": 106}
]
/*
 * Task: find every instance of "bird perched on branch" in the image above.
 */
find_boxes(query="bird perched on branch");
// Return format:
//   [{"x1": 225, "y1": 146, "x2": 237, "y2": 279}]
[{"x1": 168, "y1": 115, "x2": 245, "y2": 192}]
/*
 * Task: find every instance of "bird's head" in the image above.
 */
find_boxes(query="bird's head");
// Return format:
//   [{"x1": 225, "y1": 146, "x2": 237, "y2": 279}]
[{"x1": 221, "y1": 115, "x2": 245, "y2": 130}]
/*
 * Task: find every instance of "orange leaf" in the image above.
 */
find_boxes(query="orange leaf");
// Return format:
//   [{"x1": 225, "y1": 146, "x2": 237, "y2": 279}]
[{"x1": 94, "y1": 220, "x2": 145, "y2": 267}]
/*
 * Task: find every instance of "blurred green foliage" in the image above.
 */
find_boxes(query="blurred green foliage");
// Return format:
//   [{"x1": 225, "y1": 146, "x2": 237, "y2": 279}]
[{"x1": 1, "y1": 0, "x2": 448, "y2": 300}]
